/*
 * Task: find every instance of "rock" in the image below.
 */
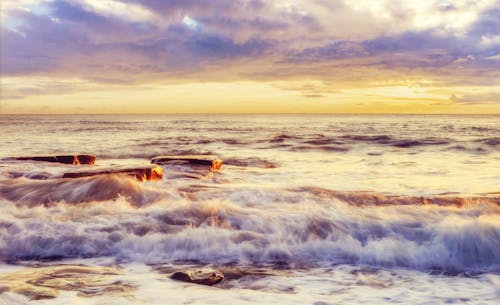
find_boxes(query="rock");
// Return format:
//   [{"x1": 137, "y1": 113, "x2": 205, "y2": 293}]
[
  {"x1": 0, "y1": 264, "x2": 136, "y2": 300},
  {"x1": 151, "y1": 155, "x2": 223, "y2": 171},
  {"x1": 62, "y1": 165, "x2": 163, "y2": 181},
  {"x1": 9, "y1": 154, "x2": 96, "y2": 165},
  {"x1": 170, "y1": 268, "x2": 224, "y2": 286}
]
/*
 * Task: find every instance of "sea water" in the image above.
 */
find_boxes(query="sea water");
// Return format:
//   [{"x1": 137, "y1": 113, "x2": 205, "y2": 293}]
[{"x1": 0, "y1": 114, "x2": 499, "y2": 304}]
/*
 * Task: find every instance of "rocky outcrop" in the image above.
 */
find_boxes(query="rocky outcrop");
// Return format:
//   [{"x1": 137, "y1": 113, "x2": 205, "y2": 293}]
[
  {"x1": 9, "y1": 154, "x2": 96, "y2": 165},
  {"x1": 151, "y1": 155, "x2": 223, "y2": 171},
  {"x1": 170, "y1": 268, "x2": 224, "y2": 286},
  {"x1": 62, "y1": 165, "x2": 163, "y2": 181}
]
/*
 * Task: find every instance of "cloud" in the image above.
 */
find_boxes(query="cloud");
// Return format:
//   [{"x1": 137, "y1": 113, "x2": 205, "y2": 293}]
[
  {"x1": 485, "y1": 54, "x2": 500, "y2": 60},
  {"x1": 302, "y1": 94, "x2": 324, "y2": 98},
  {"x1": 1, "y1": 0, "x2": 500, "y2": 100},
  {"x1": 450, "y1": 92, "x2": 500, "y2": 104},
  {"x1": 74, "y1": 0, "x2": 157, "y2": 23},
  {"x1": 274, "y1": 82, "x2": 342, "y2": 98}
]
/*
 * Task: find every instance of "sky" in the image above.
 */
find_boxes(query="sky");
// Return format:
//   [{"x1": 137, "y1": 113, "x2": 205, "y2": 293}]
[{"x1": 1, "y1": 0, "x2": 499, "y2": 114}]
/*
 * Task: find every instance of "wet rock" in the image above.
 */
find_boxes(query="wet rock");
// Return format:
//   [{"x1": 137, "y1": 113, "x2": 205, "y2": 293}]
[
  {"x1": 151, "y1": 155, "x2": 223, "y2": 171},
  {"x1": 9, "y1": 154, "x2": 96, "y2": 165},
  {"x1": 155, "y1": 264, "x2": 288, "y2": 291},
  {"x1": 0, "y1": 265, "x2": 136, "y2": 300},
  {"x1": 62, "y1": 165, "x2": 163, "y2": 181},
  {"x1": 170, "y1": 268, "x2": 224, "y2": 286}
]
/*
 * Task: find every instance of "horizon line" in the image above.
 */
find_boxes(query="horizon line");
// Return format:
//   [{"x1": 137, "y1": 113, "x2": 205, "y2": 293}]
[{"x1": 1, "y1": 112, "x2": 499, "y2": 116}]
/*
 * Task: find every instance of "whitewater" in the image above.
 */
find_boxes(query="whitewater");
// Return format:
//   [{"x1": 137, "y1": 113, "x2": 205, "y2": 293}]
[{"x1": 0, "y1": 114, "x2": 499, "y2": 304}]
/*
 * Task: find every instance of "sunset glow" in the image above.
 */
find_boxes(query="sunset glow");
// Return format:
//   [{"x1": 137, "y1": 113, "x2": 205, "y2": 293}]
[{"x1": 1, "y1": 0, "x2": 499, "y2": 113}]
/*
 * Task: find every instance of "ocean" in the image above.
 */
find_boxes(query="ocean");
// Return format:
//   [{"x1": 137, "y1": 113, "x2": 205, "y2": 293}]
[{"x1": 0, "y1": 114, "x2": 499, "y2": 304}]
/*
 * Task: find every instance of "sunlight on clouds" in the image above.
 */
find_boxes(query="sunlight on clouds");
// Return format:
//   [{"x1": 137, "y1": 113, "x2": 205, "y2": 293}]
[
  {"x1": 410, "y1": 0, "x2": 482, "y2": 34},
  {"x1": 1, "y1": 0, "x2": 499, "y2": 114},
  {"x1": 344, "y1": 0, "x2": 392, "y2": 20},
  {"x1": 1, "y1": 76, "x2": 102, "y2": 101},
  {"x1": 182, "y1": 16, "x2": 201, "y2": 31},
  {"x1": 0, "y1": 0, "x2": 51, "y2": 30},
  {"x1": 76, "y1": 0, "x2": 157, "y2": 23},
  {"x1": 484, "y1": 54, "x2": 500, "y2": 60},
  {"x1": 4, "y1": 76, "x2": 498, "y2": 114},
  {"x1": 345, "y1": 0, "x2": 496, "y2": 35},
  {"x1": 344, "y1": 86, "x2": 442, "y2": 102},
  {"x1": 273, "y1": 0, "x2": 308, "y2": 15},
  {"x1": 481, "y1": 35, "x2": 500, "y2": 46},
  {"x1": 0, "y1": 0, "x2": 49, "y2": 13}
]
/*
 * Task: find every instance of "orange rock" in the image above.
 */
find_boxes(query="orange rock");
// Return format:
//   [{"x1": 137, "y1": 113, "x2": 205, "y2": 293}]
[
  {"x1": 151, "y1": 155, "x2": 223, "y2": 171},
  {"x1": 11, "y1": 154, "x2": 96, "y2": 165}
]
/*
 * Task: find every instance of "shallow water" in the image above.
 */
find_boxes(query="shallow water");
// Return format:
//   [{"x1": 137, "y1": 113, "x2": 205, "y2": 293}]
[{"x1": 0, "y1": 114, "x2": 499, "y2": 304}]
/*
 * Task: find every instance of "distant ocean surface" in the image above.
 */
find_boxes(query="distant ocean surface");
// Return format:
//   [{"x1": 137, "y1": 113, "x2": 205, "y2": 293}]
[{"x1": 0, "y1": 114, "x2": 499, "y2": 304}]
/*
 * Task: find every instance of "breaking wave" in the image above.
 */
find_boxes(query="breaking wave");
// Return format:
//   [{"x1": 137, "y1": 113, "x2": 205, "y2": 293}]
[
  {"x1": 1, "y1": 114, "x2": 499, "y2": 279},
  {"x1": 0, "y1": 183, "x2": 498, "y2": 273},
  {"x1": 0, "y1": 176, "x2": 166, "y2": 207}
]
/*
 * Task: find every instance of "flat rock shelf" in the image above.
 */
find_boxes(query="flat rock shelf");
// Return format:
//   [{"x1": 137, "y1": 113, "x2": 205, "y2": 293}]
[
  {"x1": 151, "y1": 155, "x2": 223, "y2": 171},
  {"x1": 8, "y1": 154, "x2": 96, "y2": 165}
]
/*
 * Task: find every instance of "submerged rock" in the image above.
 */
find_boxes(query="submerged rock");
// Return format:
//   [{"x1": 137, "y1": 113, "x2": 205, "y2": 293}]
[
  {"x1": 62, "y1": 165, "x2": 163, "y2": 181},
  {"x1": 170, "y1": 268, "x2": 224, "y2": 286},
  {"x1": 9, "y1": 154, "x2": 96, "y2": 165},
  {"x1": 151, "y1": 155, "x2": 223, "y2": 171}
]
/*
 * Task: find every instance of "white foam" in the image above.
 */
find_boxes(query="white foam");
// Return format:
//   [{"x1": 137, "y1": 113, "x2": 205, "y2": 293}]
[{"x1": 0, "y1": 193, "x2": 498, "y2": 272}]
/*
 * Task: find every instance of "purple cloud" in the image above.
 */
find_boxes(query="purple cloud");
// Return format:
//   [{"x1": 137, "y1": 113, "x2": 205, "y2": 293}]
[{"x1": 1, "y1": 0, "x2": 499, "y2": 98}]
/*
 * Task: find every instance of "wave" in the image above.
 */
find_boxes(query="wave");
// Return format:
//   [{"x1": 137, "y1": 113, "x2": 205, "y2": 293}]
[
  {"x1": 478, "y1": 137, "x2": 500, "y2": 146},
  {"x1": 291, "y1": 145, "x2": 350, "y2": 152},
  {"x1": 223, "y1": 157, "x2": 279, "y2": 168},
  {"x1": 6, "y1": 171, "x2": 54, "y2": 180},
  {"x1": 446, "y1": 144, "x2": 490, "y2": 154},
  {"x1": 303, "y1": 139, "x2": 345, "y2": 146},
  {"x1": 269, "y1": 134, "x2": 303, "y2": 143},
  {"x1": 0, "y1": 187, "x2": 498, "y2": 273},
  {"x1": 390, "y1": 138, "x2": 450, "y2": 148},
  {"x1": 292, "y1": 187, "x2": 500, "y2": 207},
  {"x1": 338, "y1": 135, "x2": 451, "y2": 148},
  {"x1": 261, "y1": 134, "x2": 455, "y2": 152},
  {"x1": 0, "y1": 175, "x2": 166, "y2": 207},
  {"x1": 97, "y1": 149, "x2": 216, "y2": 160},
  {"x1": 222, "y1": 138, "x2": 247, "y2": 145},
  {"x1": 339, "y1": 135, "x2": 393, "y2": 143}
]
